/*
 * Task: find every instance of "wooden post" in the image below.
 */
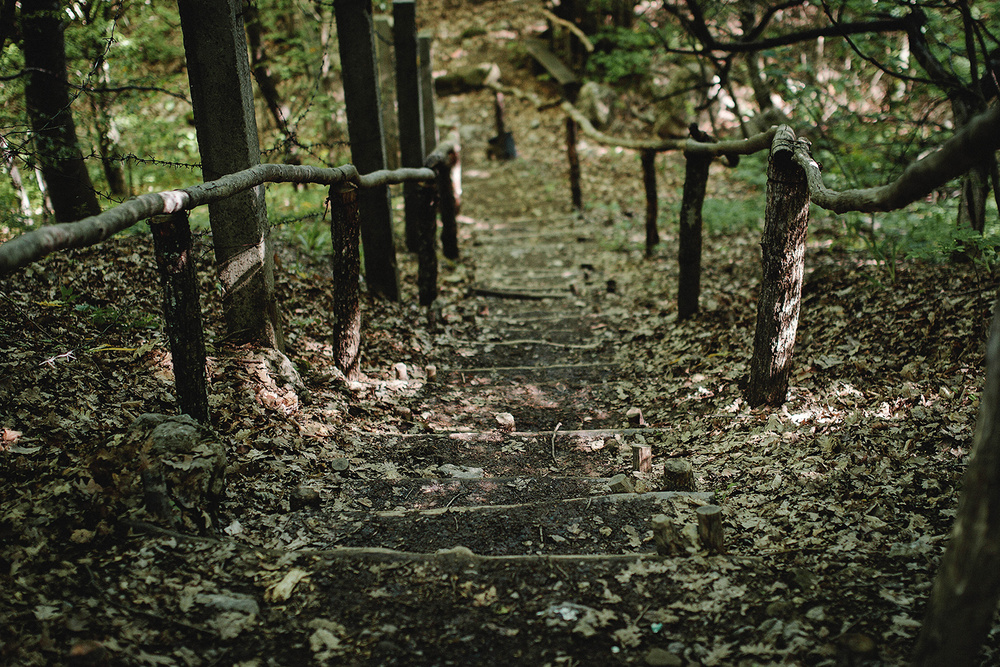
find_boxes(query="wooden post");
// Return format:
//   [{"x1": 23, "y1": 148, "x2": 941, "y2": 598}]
[
  {"x1": 566, "y1": 117, "x2": 582, "y2": 211},
  {"x1": 696, "y1": 504, "x2": 725, "y2": 553},
  {"x1": 677, "y1": 126, "x2": 713, "y2": 321},
  {"x1": 418, "y1": 31, "x2": 439, "y2": 158},
  {"x1": 662, "y1": 459, "x2": 695, "y2": 491},
  {"x1": 632, "y1": 444, "x2": 652, "y2": 473},
  {"x1": 652, "y1": 514, "x2": 683, "y2": 556},
  {"x1": 434, "y1": 144, "x2": 460, "y2": 260},
  {"x1": 746, "y1": 126, "x2": 810, "y2": 407},
  {"x1": 329, "y1": 182, "x2": 363, "y2": 379},
  {"x1": 416, "y1": 178, "x2": 438, "y2": 306},
  {"x1": 394, "y1": 0, "x2": 425, "y2": 253},
  {"x1": 334, "y1": 0, "x2": 400, "y2": 301},
  {"x1": 641, "y1": 149, "x2": 659, "y2": 257},
  {"x1": 149, "y1": 211, "x2": 209, "y2": 423},
  {"x1": 373, "y1": 15, "x2": 400, "y2": 171}
]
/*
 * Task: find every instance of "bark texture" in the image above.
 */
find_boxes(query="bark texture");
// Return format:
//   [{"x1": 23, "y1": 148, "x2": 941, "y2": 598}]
[
  {"x1": 913, "y1": 296, "x2": 1000, "y2": 665},
  {"x1": 746, "y1": 126, "x2": 810, "y2": 407},
  {"x1": 334, "y1": 0, "x2": 400, "y2": 301},
  {"x1": 21, "y1": 0, "x2": 101, "y2": 222},
  {"x1": 177, "y1": 0, "x2": 284, "y2": 351},
  {"x1": 330, "y1": 183, "x2": 363, "y2": 380},
  {"x1": 150, "y1": 212, "x2": 209, "y2": 423}
]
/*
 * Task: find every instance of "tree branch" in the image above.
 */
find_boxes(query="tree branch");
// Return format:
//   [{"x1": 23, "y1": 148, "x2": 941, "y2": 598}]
[{"x1": 791, "y1": 105, "x2": 1000, "y2": 213}]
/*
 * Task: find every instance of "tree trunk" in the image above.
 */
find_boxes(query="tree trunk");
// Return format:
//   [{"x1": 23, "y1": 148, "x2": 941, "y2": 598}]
[
  {"x1": 177, "y1": 0, "x2": 285, "y2": 351},
  {"x1": 1, "y1": 136, "x2": 33, "y2": 222},
  {"x1": 20, "y1": 0, "x2": 101, "y2": 222},
  {"x1": 746, "y1": 126, "x2": 810, "y2": 407},
  {"x1": 330, "y1": 183, "x2": 363, "y2": 380},
  {"x1": 394, "y1": 0, "x2": 425, "y2": 253},
  {"x1": 419, "y1": 32, "x2": 439, "y2": 156},
  {"x1": 566, "y1": 118, "x2": 582, "y2": 211},
  {"x1": 334, "y1": 0, "x2": 400, "y2": 301},
  {"x1": 912, "y1": 296, "x2": 1000, "y2": 665},
  {"x1": 373, "y1": 15, "x2": 400, "y2": 171}
]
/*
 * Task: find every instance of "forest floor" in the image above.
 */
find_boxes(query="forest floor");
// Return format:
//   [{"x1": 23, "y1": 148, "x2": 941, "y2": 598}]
[{"x1": 3, "y1": 1, "x2": 1000, "y2": 665}]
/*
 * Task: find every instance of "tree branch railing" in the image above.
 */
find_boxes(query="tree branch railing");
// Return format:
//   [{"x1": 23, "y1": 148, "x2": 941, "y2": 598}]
[{"x1": 0, "y1": 142, "x2": 462, "y2": 420}]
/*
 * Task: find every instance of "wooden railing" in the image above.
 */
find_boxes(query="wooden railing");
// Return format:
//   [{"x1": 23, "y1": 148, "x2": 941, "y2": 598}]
[{"x1": 0, "y1": 142, "x2": 461, "y2": 421}]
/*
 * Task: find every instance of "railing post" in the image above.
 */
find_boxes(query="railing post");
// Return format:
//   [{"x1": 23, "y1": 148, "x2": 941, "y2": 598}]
[
  {"x1": 329, "y1": 182, "x2": 363, "y2": 380},
  {"x1": 566, "y1": 116, "x2": 583, "y2": 211},
  {"x1": 746, "y1": 126, "x2": 811, "y2": 407},
  {"x1": 418, "y1": 31, "x2": 438, "y2": 160},
  {"x1": 677, "y1": 128, "x2": 713, "y2": 320},
  {"x1": 641, "y1": 149, "x2": 659, "y2": 257},
  {"x1": 149, "y1": 211, "x2": 209, "y2": 423},
  {"x1": 437, "y1": 145, "x2": 460, "y2": 260},
  {"x1": 416, "y1": 178, "x2": 439, "y2": 306}
]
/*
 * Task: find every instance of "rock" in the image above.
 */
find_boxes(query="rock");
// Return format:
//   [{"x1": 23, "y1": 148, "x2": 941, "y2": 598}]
[
  {"x1": 626, "y1": 406, "x2": 647, "y2": 427},
  {"x1": 290, "y1": 486, "x2": 321, "y2": 510},
  {"x1": 393, "y1": 362, "x2": 408, "y2": 381},
  {"x1": 434, "y1": 63, "x2": 501, "y2": 95},
  {"x1": 425, "y1": 364, "x2": 437, "y2": 381},
  {"x1": 99, "y1": 413, "x2": 226, "y2": 534},
  {"x1": 495, "y1": 412, "x2": 515, "y2": 431},
  {"x1": 608, "y1": 473, "x2": 635, "y2": 494}
]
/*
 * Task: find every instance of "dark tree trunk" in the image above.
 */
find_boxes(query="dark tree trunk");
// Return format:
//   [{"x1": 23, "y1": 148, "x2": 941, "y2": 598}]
[
  {"x1": 746, "y1": 126, "x2": 810, "y2": 407},
  {"x1": 150, "y1": 211, "x2": 209, "y2": 423},
  {"x1": 329, "y1": 183, "x2": 362, "y2": 380},
  {"x1": 334, "y1": 0, "x2": 400, "y2": 301},
  {"x1": 20, "y1": 0, "x2": 101, "y2": 222},
  {"x1": 913, "y1": 295, "x2": 1000, "y2": 665},
  {"x1": 416, "y1": 179, "x2": 438, "y2": 307},
  {"x1": 177, "y1": 0, "x2": 285, "y2": 351},
  {"x1": 394, "y1": 0, "x2": 425, "y2": 253},
  {"x1": 677, "y1": 147, "x2": 711, "y2": 320},
  {"x1": 641, "y1": 150, "x2": 660, "y2": 257}
]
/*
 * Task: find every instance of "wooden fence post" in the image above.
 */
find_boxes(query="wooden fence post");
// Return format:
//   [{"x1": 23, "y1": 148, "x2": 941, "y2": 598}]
[
  {"x1": 329, "y1": 182, "x2": 363, "y2": 379},
  {"x1": 641, "y1": 149, "x2": 659, "y2": 257},
  {"x1": 416, "y1": 178, "x2": 438, "y2": 306},
  {"x1": 334, "y1": 0, "x2": 400, "y2": 301},
  {"x1": 394, "y1": 0, "x2": 425, "y2": 253},
  {"x1": 746, "y1": 126, "x2": 810, "y2": 406},
  {"x1": 149, "y1": 211, "x2": 209, "y2": 423},
  {"x1": 566, "y1": 116, "x2": 583, "y2": 211},
  {"x1": 437, "y1": 145, "x2": 460, "y2": 260},
  {"x1": 677, "y1": 127, "x2": 713, "y2": 320}
]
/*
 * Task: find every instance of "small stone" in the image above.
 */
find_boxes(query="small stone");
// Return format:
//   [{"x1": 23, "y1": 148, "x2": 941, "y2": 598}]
[
  {"x1": 645, "y1": 647, "x2": 682, "y2": 666},
  {"x1": 438, "y1": 464, "x2": 484, "y2": 479},
  {"x1": 330, "y1": 457, "x2": 350, "y2": 472},
  {"x1": 425, "y1": 364, "x2": 437, "y2": 381},
  {"x1": 289, "y1": 486, "x2": 321, "y2": 510},
  {"x1": 495, "y1": 412, "x2": 515, "y2": 432},
  {"x1": 608, "y1": 473, "x2": 635, "y2": 493},
  {"x1": 393, "y1": 363, "x2": 408, "y2": 381}
]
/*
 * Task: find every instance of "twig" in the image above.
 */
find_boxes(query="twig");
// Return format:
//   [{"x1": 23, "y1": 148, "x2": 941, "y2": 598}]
[{"x1": 551, "y1": 422, "x2": 562, "y2": 464}]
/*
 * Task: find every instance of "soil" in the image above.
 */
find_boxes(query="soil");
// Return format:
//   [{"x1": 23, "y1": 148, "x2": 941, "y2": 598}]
[{"x1": 2, "y1": 1, "x2": 999, "y2": 666}]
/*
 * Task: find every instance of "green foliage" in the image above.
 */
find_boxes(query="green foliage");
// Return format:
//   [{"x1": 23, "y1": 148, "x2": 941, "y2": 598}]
[{"x1": 585, "y1": 27, "x2": 657, "y2": 83}]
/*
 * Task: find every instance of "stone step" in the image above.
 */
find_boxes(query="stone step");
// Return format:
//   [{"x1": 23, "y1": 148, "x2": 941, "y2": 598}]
[{"x1": 235, "y1": 490, "x2": 713, "y2": 555}]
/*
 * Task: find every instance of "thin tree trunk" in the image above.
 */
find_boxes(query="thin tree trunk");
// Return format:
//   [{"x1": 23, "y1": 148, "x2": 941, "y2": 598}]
[
  {"x1": 21, "y1": 0, "x2": 101, "y2": 222},
  {"x1": 394, "y1": 0, "x2": 425, "y2": 253},
  {"x1": 912, "y1": 295, "x2": 1000, "y2": 665},
  {"x1": 245, "y1": 2, "x2": 296, "y2": 163},
  {"x1": 1, "y1": 136, "x2": 33, "y2": 222},
  {"x1": 334, "y1": 0, "x2": 400, "y2": 301},
  {"x1": 746, "y1": 126, "x2": 810, "y2": 407}
]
